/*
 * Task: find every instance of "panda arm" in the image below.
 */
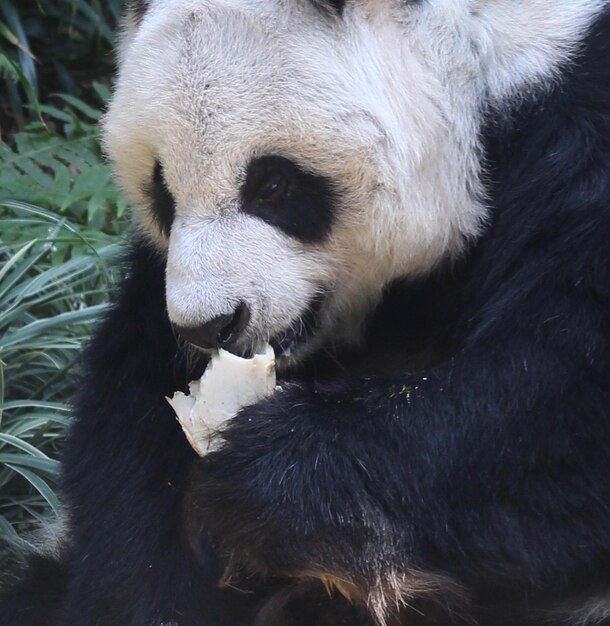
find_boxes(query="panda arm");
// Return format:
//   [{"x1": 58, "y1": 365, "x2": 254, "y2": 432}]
[{"x1": 186, "y1": 267, "x2": 609, "y2": 609}]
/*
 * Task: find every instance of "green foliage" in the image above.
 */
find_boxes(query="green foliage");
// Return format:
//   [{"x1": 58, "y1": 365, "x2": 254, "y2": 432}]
[
  {"x1": 0, "y1": 87, "x2": 128, "y2": 235},
  {"x1": 0, "y1": 0, "x2": 124, "y2": 129},
  {"x1": 0, "y1": 0, "x2": 130, "y2": 558},
  {"x1": 0, "y1": 201, "x2": 122, "y2": 557}
]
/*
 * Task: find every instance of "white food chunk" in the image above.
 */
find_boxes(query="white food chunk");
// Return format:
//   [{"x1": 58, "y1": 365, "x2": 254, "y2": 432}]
[{"x1": 167, "y1": 344, "x2": 276, "y2": 456}]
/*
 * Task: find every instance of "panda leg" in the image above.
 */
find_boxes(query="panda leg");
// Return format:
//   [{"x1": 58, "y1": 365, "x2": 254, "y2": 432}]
[{"x1": 0, "y1": 554, "x2": 68, "y2": 626}]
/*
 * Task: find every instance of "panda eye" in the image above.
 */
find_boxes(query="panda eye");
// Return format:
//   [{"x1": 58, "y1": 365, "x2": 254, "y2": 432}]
[
  {"x1": 240, "y1": 155, "x2": 336, "y2": 243},
  {"x1": 256, "y1": 173, "x2": 291, "y2": 204}
]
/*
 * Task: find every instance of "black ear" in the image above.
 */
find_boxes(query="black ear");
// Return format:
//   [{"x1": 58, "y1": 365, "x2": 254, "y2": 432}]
[{"x1": 127, "y1": 0, "x2": 150, "y2": 24}]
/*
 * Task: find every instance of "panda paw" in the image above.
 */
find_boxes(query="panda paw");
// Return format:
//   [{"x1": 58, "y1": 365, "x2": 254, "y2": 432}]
[{"x1": 184, "y1": 382, "x2": 384, "y2": 582}]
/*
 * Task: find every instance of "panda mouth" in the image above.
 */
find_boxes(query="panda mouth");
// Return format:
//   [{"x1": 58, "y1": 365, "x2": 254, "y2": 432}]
[{"x1": 269, "y1": 293, "x2": 326, "y2": 359}]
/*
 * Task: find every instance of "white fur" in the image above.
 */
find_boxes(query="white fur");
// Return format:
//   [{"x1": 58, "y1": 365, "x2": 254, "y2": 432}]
[
  {"x1": 104, "y1": 0, "x2": 606, "y2": 362},
  {"x1": 570, "y1": 598, "x2": 610, "y2": 625},
  {"x1": 548, "y1": 595, "x2": 610, "y2": 625},
  {"x1": 28, "y1": 509, "x2": 71, "y2": 560}
]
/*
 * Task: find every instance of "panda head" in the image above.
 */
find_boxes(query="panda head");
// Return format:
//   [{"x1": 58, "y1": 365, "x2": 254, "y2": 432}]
[{"x1": 104, "y1": 0, "x2": 600, "y2": 367}]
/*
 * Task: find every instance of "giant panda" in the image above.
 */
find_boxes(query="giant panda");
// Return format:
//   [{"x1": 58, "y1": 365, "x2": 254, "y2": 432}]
[{"x1": 1, "y1": 0, "x2": 609, "y2": 624}]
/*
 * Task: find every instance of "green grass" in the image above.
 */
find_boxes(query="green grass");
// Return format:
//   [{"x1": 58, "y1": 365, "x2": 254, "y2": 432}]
[{"x1": 0, "y1": 0, "x2": 128, "y2": 558}]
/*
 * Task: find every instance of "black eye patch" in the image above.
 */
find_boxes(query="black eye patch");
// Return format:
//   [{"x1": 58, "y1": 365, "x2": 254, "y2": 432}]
[
  {"x1": 240, "y1": 155, "x2": 337, "y2": 244},
  {"x1": 144, "y1": 162, "x2": 176, "y2": 238}
]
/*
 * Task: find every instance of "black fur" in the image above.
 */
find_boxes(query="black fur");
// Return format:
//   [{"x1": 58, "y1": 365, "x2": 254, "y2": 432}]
[
  {"x1": 146, "y1": 161, "x2": 176, "y2": 239},
  {"x1": 127, "y1": 0, "x2": 149, "y2": 24},
  {"x1": 309, "y1": 0, "x2": 346, "y2": 16},
  {"x1": 2, "y1": 7, "x2": 610, "y2": 626},
  {"x1": 0, "y1": 555, "x2": 69, "y2": 626},
  {"x1": 240, "y1": 155, "x2": 336, "y2": 244}
]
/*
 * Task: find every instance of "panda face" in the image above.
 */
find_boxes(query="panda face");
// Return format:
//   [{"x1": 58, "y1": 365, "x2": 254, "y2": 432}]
[{"x1": 104, "y1": 0, "x2": 602, "y2": 365}]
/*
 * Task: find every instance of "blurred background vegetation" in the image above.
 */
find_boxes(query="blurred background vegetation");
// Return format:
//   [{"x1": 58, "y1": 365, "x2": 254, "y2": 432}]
[{"x1": 0, "y1": 0, "x2": 128, "y2": 559}]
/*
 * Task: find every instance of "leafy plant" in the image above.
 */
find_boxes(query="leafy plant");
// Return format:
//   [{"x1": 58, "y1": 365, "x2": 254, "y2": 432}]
[
  {"x1": 0, "y1": 87, "x2": 128, "y2": 235},
  {"x1": 0, "y1": 0, "x2": 131, "y2": 559},
  {"x1": 0, "y1": 200, "x2": 122, "y2": 558},
  {"x1": 0, "y1": 0, "x2": 124, "y2": 130}
]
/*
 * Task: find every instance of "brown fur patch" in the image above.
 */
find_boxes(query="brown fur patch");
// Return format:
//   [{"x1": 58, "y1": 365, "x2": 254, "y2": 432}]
[{"x1": 268, "y1": 567, "x2": 472, "y2": 626}]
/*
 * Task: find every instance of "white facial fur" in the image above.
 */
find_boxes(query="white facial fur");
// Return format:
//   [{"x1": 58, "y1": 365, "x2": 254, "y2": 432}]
[{"x1": 104, "y1": 0, "x2": 605, "y2": 362}]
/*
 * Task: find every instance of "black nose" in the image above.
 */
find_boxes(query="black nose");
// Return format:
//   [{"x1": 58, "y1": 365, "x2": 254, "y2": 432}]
[{"x1": 173, "y1": 302, "x2": 250, "y2": 350}]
